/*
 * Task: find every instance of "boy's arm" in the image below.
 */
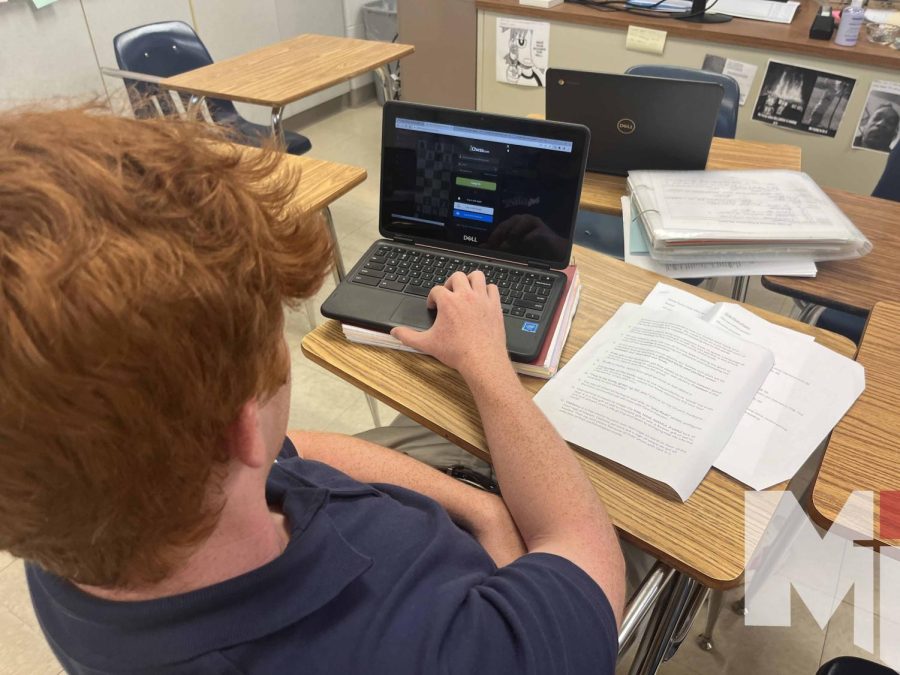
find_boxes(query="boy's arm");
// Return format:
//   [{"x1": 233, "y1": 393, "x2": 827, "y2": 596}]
[
  {"x1": 392, "y1": 271, "x2": 626, "y2": 625},
  {"x1": 286, "y1": 430, "x2": 525, "y2": 567}
]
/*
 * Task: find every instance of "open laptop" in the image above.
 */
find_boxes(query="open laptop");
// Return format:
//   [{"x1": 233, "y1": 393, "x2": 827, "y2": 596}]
[
  {"x1": 546, "y1": 69, "x2": 723, "y2": 176},
  {"x1": 321, "y1": 101, "x2": 590, "y2": 362}
]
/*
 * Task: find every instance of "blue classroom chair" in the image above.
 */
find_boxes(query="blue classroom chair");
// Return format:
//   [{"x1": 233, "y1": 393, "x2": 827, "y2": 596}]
[{"x1": 113, "y1": 21, "x2": 311, "y2": 156}]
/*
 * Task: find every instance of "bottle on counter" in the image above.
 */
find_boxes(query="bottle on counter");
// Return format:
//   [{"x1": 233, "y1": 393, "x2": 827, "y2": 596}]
[{"x1": 835, "y1": 0, "x2": 866, "y2": 46}]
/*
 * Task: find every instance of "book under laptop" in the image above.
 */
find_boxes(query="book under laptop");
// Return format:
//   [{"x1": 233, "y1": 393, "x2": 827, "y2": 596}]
[
  {"x1": 545, "y1": 69, "x2": 724, "y2": 176},
  {"x1": 321, "y1": 101, "x2": 590, "y2": 362}
]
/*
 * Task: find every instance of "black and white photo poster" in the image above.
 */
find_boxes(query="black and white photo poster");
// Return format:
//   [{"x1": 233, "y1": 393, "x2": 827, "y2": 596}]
[
  {"x1": 753, "y1": 61, "x2": 855, "y2": 137},
  {"x1": 852, "y1": 80, "x2": 900, "y2": 153}
]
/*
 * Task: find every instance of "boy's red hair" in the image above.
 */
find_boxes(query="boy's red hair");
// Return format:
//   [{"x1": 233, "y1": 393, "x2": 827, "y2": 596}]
[{"x1": 0, "y1": 107, "x2": 331, "y2": 587}]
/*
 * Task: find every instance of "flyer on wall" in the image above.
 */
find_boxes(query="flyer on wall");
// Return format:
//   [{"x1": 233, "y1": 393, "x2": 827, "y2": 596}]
[
  {"x1": 752, "y1": 61, "x2": 855, "y2": 138},
  {"x1": 495, "y1": 17, "x2": 550, "y2": 88},
  {"x1": 852, "y1": 80, "x2": 900, "y2": 154},
  {"x1": 702, "y1": 54, "x2": 758, "y2": 106}
]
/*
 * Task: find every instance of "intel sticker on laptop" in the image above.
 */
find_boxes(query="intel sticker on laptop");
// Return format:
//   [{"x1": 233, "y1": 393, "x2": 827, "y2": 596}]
[{"x1": 522, "y1": 321, "x2": 539, "y2": 333}]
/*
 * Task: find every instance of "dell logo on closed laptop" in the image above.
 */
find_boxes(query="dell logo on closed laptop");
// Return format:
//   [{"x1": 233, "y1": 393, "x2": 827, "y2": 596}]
[{"x1": 616, "y1": 118, "x2": 636, "y2": 135}]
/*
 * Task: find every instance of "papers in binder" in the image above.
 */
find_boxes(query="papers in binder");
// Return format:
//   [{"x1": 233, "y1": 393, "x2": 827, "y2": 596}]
[
  {"x1": 622, "y1": 197, "x2": 818, "y2": 279},
  {"x1": 627, "y1": 170, "x2": 871, "y2": 263}
]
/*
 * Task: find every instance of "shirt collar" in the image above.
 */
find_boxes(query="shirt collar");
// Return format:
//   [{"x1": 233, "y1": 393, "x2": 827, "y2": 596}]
[{"x1": 28, "y1": 462, "x2": 373, "y2": 671}]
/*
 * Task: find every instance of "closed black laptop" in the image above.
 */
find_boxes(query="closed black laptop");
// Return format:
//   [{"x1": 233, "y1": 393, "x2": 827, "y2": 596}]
[
  {"x1": 546, "y1": 69, "x2": 723, "y2": 176},
  {"x1": 321, "y1": 101, "x2": 590, "y2": 362}
]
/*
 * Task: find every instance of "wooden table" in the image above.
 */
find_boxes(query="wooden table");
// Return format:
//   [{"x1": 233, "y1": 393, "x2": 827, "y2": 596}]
[
  {"x1": 535, "y1": 134, "x2": 802, "y2": 216},
  {"x1": 811, "y1": 301, "x2": 900, "y2": 546},
  {"x1": 243, "y1": 147, "x2": 365, "y2": 316},
  {"x1": 162, "y1": 34, "x2": 414, "y2": 146},
  {"x1": 762, "y1": 190, "x2": 900, "y2": 317},
  {"x1": 302, "y1": 248, "x2": 855, "y2": 587},
  {"x1": 167, "y1": 34, "x2": 407, "y2": 281},
  {"x1": 276, "y1": 153, "x2": 367, "y2": 215}
]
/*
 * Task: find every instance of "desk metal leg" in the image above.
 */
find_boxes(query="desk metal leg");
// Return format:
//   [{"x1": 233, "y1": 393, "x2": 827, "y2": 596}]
[
  {"x1": 323, "y1": 207, "x2": 346, "y2": 283},
  {"x1": 628, "y1": 572, "x2": 702, "y2": 675},
  {"x1": 665, "y1": 583, "x2": 708, "y2": 660},
  {"x1": 365, "y1": 395, "x2": 382, "y2": 427},
  {"x1": 304, "y1": 301, "x2": 318, "y2": 329},
  {"x1": 797, "y1": 301, "x2": 824, "y2": 324},
  {"x1": 619, "y1": 563, "x2": 676, "y2": 657},
  {"x1": 731, "y1": 275, "x2": 750, "y2": 302},
  {"x1": 271, "y1": 105, "x2": 286, "y2": 150},
  {"x1": 186, "y1": 94, "x2": 206, "y2": 121},
  {"x1": 374, "y1": 64, "x2": 394, "y2": 103},
  {"x1": 696, "y1": 588, "x2": 724, "y2": 651}
]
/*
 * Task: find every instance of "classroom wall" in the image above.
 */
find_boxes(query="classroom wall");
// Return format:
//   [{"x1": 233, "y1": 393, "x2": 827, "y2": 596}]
[
  {"x1": 0, "y1": 0, "x2": 369, "y2": 124},
  {"x1": 476, "y1": 10, "x2": 894, "y2": 195},
  {"x1": 0, "y1": 0, "x2": 105, "y2": 107},
  {"x1": 342, "y1": 0, "x2": 378, "y2": 93}
]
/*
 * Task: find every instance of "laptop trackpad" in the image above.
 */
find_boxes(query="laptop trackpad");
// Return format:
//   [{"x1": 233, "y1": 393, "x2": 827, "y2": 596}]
[{"x1": 390, "y1": 298, "x2": 435, "y2": 330}]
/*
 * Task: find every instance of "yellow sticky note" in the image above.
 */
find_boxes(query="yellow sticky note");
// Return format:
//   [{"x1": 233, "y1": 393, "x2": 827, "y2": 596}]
[{"x1": 625, "y1": 25, "x2": 667, "y2": 55}]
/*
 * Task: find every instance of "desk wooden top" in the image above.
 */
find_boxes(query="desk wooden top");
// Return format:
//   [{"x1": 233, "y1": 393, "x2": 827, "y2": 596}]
[
  {"x1": 478, "y1": 0, "x2": 900, "y2": 71},
  {"x1": 762, "y1": 189, "x2": 900, "y2": 316},
  {"x1": 279, "y1": 154, "x2": 367, "y2": 213},
  {"x1": 162, "y1": 34, "x2": 415, "y2": 107},
  {"x1": 580, "y1": 137, "x2": 802, "y2": 214},
  {"x1": 301, "y1": 248, "x2": 856, "y2": 588},
  {"x1": 812, "y1": 302, "x2": 900, "y2": 546}
]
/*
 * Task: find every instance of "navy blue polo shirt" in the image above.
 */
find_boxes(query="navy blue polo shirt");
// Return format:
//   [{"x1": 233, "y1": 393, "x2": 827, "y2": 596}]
[{"x1": 27, "y1": 439, "x2": 617, "y2": 674}]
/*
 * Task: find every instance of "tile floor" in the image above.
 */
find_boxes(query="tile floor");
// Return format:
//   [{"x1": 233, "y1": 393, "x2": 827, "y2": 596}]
[{"x1": 0, "y1": 101, "x2": 887, "y2": 674}]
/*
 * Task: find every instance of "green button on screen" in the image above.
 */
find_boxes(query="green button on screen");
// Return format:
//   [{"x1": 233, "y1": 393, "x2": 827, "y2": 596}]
[{"x1": 455, "y1": 177, "x2": 497, "y2": 191}]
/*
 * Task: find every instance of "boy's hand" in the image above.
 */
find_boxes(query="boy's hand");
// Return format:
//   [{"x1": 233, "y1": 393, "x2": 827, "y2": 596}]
[{"x1": 391, "y1": 271, "x2": 512, "y2": 381}]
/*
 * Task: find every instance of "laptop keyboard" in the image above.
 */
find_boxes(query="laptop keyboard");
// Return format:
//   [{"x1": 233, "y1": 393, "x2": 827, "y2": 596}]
[{"x1": 350, "y1": 244, "x2": 555, "y2": 320}]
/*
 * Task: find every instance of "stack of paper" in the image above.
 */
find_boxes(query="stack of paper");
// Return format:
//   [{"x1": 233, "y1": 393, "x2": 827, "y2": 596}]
[
  {"x1": 708, "y1": 0, "x2": 800, "y2": 24},
  {"x1": 342, "y1": 266, "x2": 581, "y2": 380},
  {"x1": 627, "y1": 170, "x2": 872, "y2": 264},
  {"x1": 621, "y1": 197, "x2": 817, "y2": 279},
  {"x1": 534, "y1": 283, "x2": 865, "y2": 500}
]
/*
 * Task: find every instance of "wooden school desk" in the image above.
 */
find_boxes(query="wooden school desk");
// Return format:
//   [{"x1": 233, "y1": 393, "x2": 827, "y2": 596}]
[
  {"x1": 301, "y1": 246, "x2": 856, "y2": 673},
  {"x1": 275, "y1": 153, "x2": 366, "y2": 214},
  {"x1": 165, "y1": 34, "x2": 410, "y2": 280},
  {"x1": 812, "y1": 301, "x2": 900, "y2": 546},
  {"x1": 162, "y1": 34, "x2": 414, "y2": 149},
  {"x1": 239, "y1": 147, "x2": 366, "y2": 318},
  {"x1": 762, "y1": 191, "x2": 900, "y2": 317}
]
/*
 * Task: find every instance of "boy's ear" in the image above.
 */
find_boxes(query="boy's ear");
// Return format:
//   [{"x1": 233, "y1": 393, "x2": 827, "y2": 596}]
[{"x1": 224, "y1": 401, "x2": 268, "y2": 469}]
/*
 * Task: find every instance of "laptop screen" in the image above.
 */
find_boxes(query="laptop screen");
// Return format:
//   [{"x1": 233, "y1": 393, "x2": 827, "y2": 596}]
[{"x1": 379, "y1": 102, "x2": 589, "y2": 269}]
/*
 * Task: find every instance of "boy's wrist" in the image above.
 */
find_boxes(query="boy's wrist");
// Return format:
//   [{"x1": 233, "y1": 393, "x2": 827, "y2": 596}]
[{"x1": 458, "y1": 354, "x2": 518, "y2": 389}]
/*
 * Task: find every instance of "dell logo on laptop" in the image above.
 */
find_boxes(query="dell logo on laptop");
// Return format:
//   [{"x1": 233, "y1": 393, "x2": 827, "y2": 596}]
[{"x1": 616, "y1": 118, "x2": 636, "y2": 135}]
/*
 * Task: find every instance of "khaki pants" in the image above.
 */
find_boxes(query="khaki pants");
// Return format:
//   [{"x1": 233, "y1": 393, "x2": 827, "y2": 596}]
[{"x1": 354, "y1": 414, "x2": 495, "y2": 481}]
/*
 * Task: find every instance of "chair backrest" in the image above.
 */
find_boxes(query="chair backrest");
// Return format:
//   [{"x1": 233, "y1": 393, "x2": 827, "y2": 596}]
[
  {"x1": 872, "y1": 140, "x2": 900, "y2": 202},
  {"x1": 113, "y1": 21, "x2": 237, "y2": 120},
  {"x1": 817, "y1": 656, "x2": 898, "y2": 675},
  {"x1": 625, "y1": 65, "x2": 740, "y2": 139}
]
